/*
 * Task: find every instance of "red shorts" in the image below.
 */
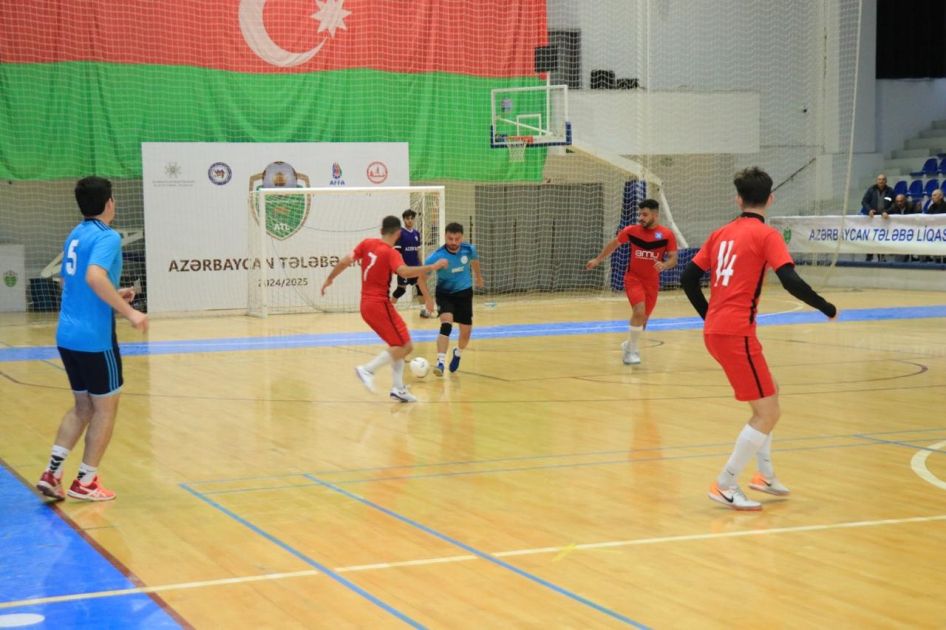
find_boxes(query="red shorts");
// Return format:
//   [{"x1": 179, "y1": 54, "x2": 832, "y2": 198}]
[
  {"x1": 361, "y1": 300, "x2": 410, "y2": 347},
  {"x1": 704, "y1": 334, "x2": 776, "y2": 402},
  {"x1": 624, "y1": 274, "x2": 658, "y2": 318}
]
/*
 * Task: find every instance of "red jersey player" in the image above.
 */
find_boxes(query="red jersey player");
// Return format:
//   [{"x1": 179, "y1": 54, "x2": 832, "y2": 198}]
[
  {"x1": 586, "y1": 199, "x2": 678, "y2": 365},
  {"x1": 321, "y1": 215, "x2": 447, "y2": 402},
  {"x1": 680, "y1": 167, "x2": 838, "y2": 510}
]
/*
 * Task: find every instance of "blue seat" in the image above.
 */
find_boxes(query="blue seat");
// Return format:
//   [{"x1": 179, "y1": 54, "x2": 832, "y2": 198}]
[
  {"x1": 925, "y1": 179, "x2": 940, "y2": 197},
  {"x1": 893, "y1": 180, "x2": 909, "y2": 197},
  {"x1": 939, "y1": 157, "x2": 946, "y2": 174},
  {"x1": 910, "y1": 158, "x2": 939, "y2": 177},
  {"x1": 908, "y1": 179, "x2": 924, "y2": 199}
]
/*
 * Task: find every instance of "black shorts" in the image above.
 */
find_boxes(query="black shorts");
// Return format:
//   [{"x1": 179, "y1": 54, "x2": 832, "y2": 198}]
[
  {"x1": 58, "y1": 344, "x2": 123, "y2": 397},
  {"x1": 436, "y1": 287, "x2": 473, "y2": 325},
  {"x1": 396, "y1": 275, "x2": 418, "y2": 288}
]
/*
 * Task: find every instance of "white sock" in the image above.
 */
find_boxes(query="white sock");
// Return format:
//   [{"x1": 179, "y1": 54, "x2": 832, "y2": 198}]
[
  {"x1": 437, "y1": 352, "x2": 446, "y2": 363},
  {"x1": 392, "y1": 359, "x2": 405, "y2": 389},
  {"x1": 756, "y1": 433, "x2": 775, "y2": 478},
  {"x1": 47, "y1": 445, "x2": 70, "y2": 477},
  {"x1": 717, "y1": 425, "x2": 768, "y2": 488},
  {"x1": 77, "y1": 462, "x2": 98, "y2": 485},
  {"x1": 628, "y1": 325, "x2": 643, "y2": 351},
  {"x1": 364, "y1": 350, "x2": 392, "y2": 373},
  {"x1": 453, "y1": 347, "x2": 462, "y2": 356}
]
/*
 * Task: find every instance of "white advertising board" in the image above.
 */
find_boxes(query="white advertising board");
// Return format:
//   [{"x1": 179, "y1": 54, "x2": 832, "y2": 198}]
[
  {"x1": 769, "y1": 214, "x2": 946, "y2": 256},
  {"x1": 143, "y1": 143, "x2": 409, "y2": 313},
  {"x1": 0, "y1": 244, "x2": 26, "y2": 312}
]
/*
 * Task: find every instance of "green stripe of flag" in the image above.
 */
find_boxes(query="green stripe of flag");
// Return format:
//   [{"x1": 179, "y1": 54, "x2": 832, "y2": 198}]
[{"x1": 0, "y1": 62, "x2": 545, "y2": 181}]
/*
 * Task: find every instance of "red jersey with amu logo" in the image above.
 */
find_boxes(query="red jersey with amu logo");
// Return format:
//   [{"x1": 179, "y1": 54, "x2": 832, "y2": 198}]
[
  {"x1": 352, "y1": 238, "x2": 404, "y2": 302},
  {"x1": 691, "y1": 213, "x2": 794, "y2": 336},
  {"x1": 617, "y1": 224, "x2": 677, "y2": 284}
]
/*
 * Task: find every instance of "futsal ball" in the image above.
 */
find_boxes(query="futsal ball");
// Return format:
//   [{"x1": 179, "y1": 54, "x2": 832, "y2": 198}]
[{"x1": 409, "y1": 357, "x2": 430, "y2": 378}]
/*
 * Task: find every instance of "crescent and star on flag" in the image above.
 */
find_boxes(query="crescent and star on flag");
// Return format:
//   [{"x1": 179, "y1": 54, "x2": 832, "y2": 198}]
[{"x1": 239, "y1": 0, "x2": 352, "y2": 67}]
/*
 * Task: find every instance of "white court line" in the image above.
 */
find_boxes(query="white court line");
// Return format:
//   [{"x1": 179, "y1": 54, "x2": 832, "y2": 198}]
[
  {"x1": 3, "y1": 512, "x2": 946, "y2": 611},
  {"x1": 910, "y1": 440, "x2": 946, "y2": 491}
]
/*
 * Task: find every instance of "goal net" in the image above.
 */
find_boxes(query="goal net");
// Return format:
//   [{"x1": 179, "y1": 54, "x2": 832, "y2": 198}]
[
  {"x1": 0, "y1": 1, "x2": 862, "y2": 316},
  {"x1": 248, "y1": 186, "x2": 445, "y2": 317}
]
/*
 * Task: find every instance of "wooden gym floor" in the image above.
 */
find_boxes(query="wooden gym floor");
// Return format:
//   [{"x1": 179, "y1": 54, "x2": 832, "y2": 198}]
[{"x1": 1, "y1": 287, "x2": 945, "y2": 628}]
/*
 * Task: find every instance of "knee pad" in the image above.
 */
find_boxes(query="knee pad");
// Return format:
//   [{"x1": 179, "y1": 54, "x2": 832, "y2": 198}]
[
  {"x1": 391, "y1": 286, "x2": 406, "y2": 299},
  {"x1": 439, "y1": 322, "x2": 453, "y2": 337}
]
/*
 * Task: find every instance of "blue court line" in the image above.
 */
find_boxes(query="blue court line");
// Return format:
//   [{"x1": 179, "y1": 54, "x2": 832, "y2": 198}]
[
  {"x1": 199, "y1": 440, "x2": 890, "y2": 498},
  {"x1": 185, "y1": 427, "x2": 946, "y2": 487},
  {"x1": 852, "y1": 435, "x2": 946, "y2": 453},
  {"x1": 3, "y1": 304, "x2": 945, "y2": 363},
  {"x1": 0, "y1": 465, "x2": 181, "y2": 629},
  {"x1": 179, "y1": 484, "x2": 425, "y2": 629},
  {"x1": 301, "y1": 473, "x2": 650, "y2": 629}
]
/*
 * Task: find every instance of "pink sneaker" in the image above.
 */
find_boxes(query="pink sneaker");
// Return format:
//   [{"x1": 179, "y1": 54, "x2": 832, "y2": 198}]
[
  {"x1": 36, "y1": 470, "x2": 65, "y2": 500},
  {"x1": 67, "y1": 476, "x2": 116, "y2": 502}
]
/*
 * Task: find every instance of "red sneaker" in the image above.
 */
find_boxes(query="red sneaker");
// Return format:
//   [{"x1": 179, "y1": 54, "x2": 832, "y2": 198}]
[
  {"x1": 67, "y1": 476, "x2": 117, "y2": 502},
  {"x1": 36, "y1": 470, "x2": 65, "y2": 500}
]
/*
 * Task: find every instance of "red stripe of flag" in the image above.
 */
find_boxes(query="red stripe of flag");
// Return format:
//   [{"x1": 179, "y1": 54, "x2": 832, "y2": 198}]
[{"x1": 0, "y1": 0, "x2": 547, "y2": 77}]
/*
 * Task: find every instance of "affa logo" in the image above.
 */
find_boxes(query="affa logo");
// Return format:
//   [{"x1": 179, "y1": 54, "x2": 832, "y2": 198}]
[
  {"x1": 330, "y1": 162, "x2": 346, "y2": 186},
  {"x1": 366, "y1": 161, "x2": 388, "y2": 184}
]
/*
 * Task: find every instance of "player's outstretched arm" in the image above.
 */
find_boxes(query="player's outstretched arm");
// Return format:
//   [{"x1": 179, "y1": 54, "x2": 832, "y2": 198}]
[
  {"x1": 321, "y1": 254, "x2": 354, "y2": 295},
  {"x1": 586, "y1": 237, "x2": 621, "y2": 270},
  {"x1": 86, "y1": 265, "x2": 148, "y2": 332},
  {"x1": 774, "y1": 264, "x2": 837, "y2": 318},
  {"x1": 679, "y1": 261, "x2": 709, "y2": 320},
  {"x1": 397, "y1": 258, "x2": 447, "y2": 279}
]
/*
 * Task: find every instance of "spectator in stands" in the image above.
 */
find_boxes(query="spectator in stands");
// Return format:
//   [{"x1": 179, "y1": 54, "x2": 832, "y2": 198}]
[
  {"x1": 925, "y1": 189, "x2": 946, "y2": 214},
  {"x1": 923, "y1": 189, "x2": 946, "y2": 263},
  {"x1": 888, "y1": 194, "x2": 916, "y2": 216},
  {"x1": 861, "y1": 174, "x2": 894, "y2": 217},
  {"x1": 861, "y1": 174, "x2": 895, "y2": 261},
  {"x1": 886, "y1": 195, "x2": 917, "y2": 261}
]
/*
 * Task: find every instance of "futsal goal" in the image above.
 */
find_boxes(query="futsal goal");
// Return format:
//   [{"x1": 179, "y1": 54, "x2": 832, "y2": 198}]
[{"x1": 247, "y1": 186, "x2": 445, "y2": 317}]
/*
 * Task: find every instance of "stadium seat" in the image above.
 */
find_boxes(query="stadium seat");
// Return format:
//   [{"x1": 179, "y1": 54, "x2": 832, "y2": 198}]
[
  {"x1": 910, "y1": 157, "x2": 939, "y2": 177},
  {"x1": 924, "y1": 179, "x2": 940, "y2": 197},
  {"x1": 893, "y1": 180, "x2": 909, "y2": 197},
  {"x1": 939, "y1": 157, "x2": 946, "y2": 174},
  {"x1": 908, "y1": 179, "x2": 924, "y2": 199}
]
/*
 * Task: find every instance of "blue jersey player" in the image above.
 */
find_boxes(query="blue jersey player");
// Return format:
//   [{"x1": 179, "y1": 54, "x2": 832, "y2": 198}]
[
  {"x1": 424, "y1": 222, "x2": 484, "y2": 375},
  {"x1": 36, "y1": 177, "x2": 148, "y2": 502},
  {"x1": 392, "y1": 209, "x2": 435, "y2": 316}
]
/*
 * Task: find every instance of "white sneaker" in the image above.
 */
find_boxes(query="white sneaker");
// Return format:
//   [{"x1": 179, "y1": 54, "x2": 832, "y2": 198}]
[
  {"x1": 621, "y1": 341, "x2": 641, "y2": 365},
  {"x1": 389, "y1": 386, "x2": 418, "y2": 403},
  {"x1": 355, "y1": 366, "x2": 375, "y2": 392},
  {"x1": 708, "y1": 482, "x2": 762, "y2": 511},
  {"x1": 749, "y1": 472, "x2": 791, "y2": 496}
]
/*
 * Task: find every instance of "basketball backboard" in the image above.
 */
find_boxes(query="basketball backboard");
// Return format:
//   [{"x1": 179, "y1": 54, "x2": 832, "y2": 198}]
[{"x1": 490, "y1": 84, "x2": 571, "y2": 149}]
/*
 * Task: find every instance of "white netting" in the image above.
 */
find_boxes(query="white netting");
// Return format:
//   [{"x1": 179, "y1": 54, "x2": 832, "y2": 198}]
[
  {"x1": 248, "y1": 187, "x2": 444, "y2": 316},
  {"x1": 0, "y1": 1, "x2": 862, "y2": 313}
]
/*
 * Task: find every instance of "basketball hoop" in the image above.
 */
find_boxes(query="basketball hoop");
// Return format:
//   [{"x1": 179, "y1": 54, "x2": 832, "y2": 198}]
[{"x1": 506, "y1": 135, "x2": 533, "y2": 162}]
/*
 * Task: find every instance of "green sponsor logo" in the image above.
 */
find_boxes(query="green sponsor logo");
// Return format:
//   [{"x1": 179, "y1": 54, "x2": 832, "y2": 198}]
[
  {"x1": 3, "y1": 270, "x2": 16, "y2": 288},
  {"x1": 782, "y1": 228, "x2": 792, "y2": 243}
]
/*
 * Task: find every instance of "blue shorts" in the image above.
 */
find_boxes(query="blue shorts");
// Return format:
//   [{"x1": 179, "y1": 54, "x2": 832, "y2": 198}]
[{"x1": 58, "y1": 344, "x2": 123, "y2": 397}]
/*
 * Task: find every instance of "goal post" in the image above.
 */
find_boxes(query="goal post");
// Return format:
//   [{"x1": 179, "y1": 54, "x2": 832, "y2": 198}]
[{"x1": 248, "y1": 185, "x2": 445, "y2": 317}]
